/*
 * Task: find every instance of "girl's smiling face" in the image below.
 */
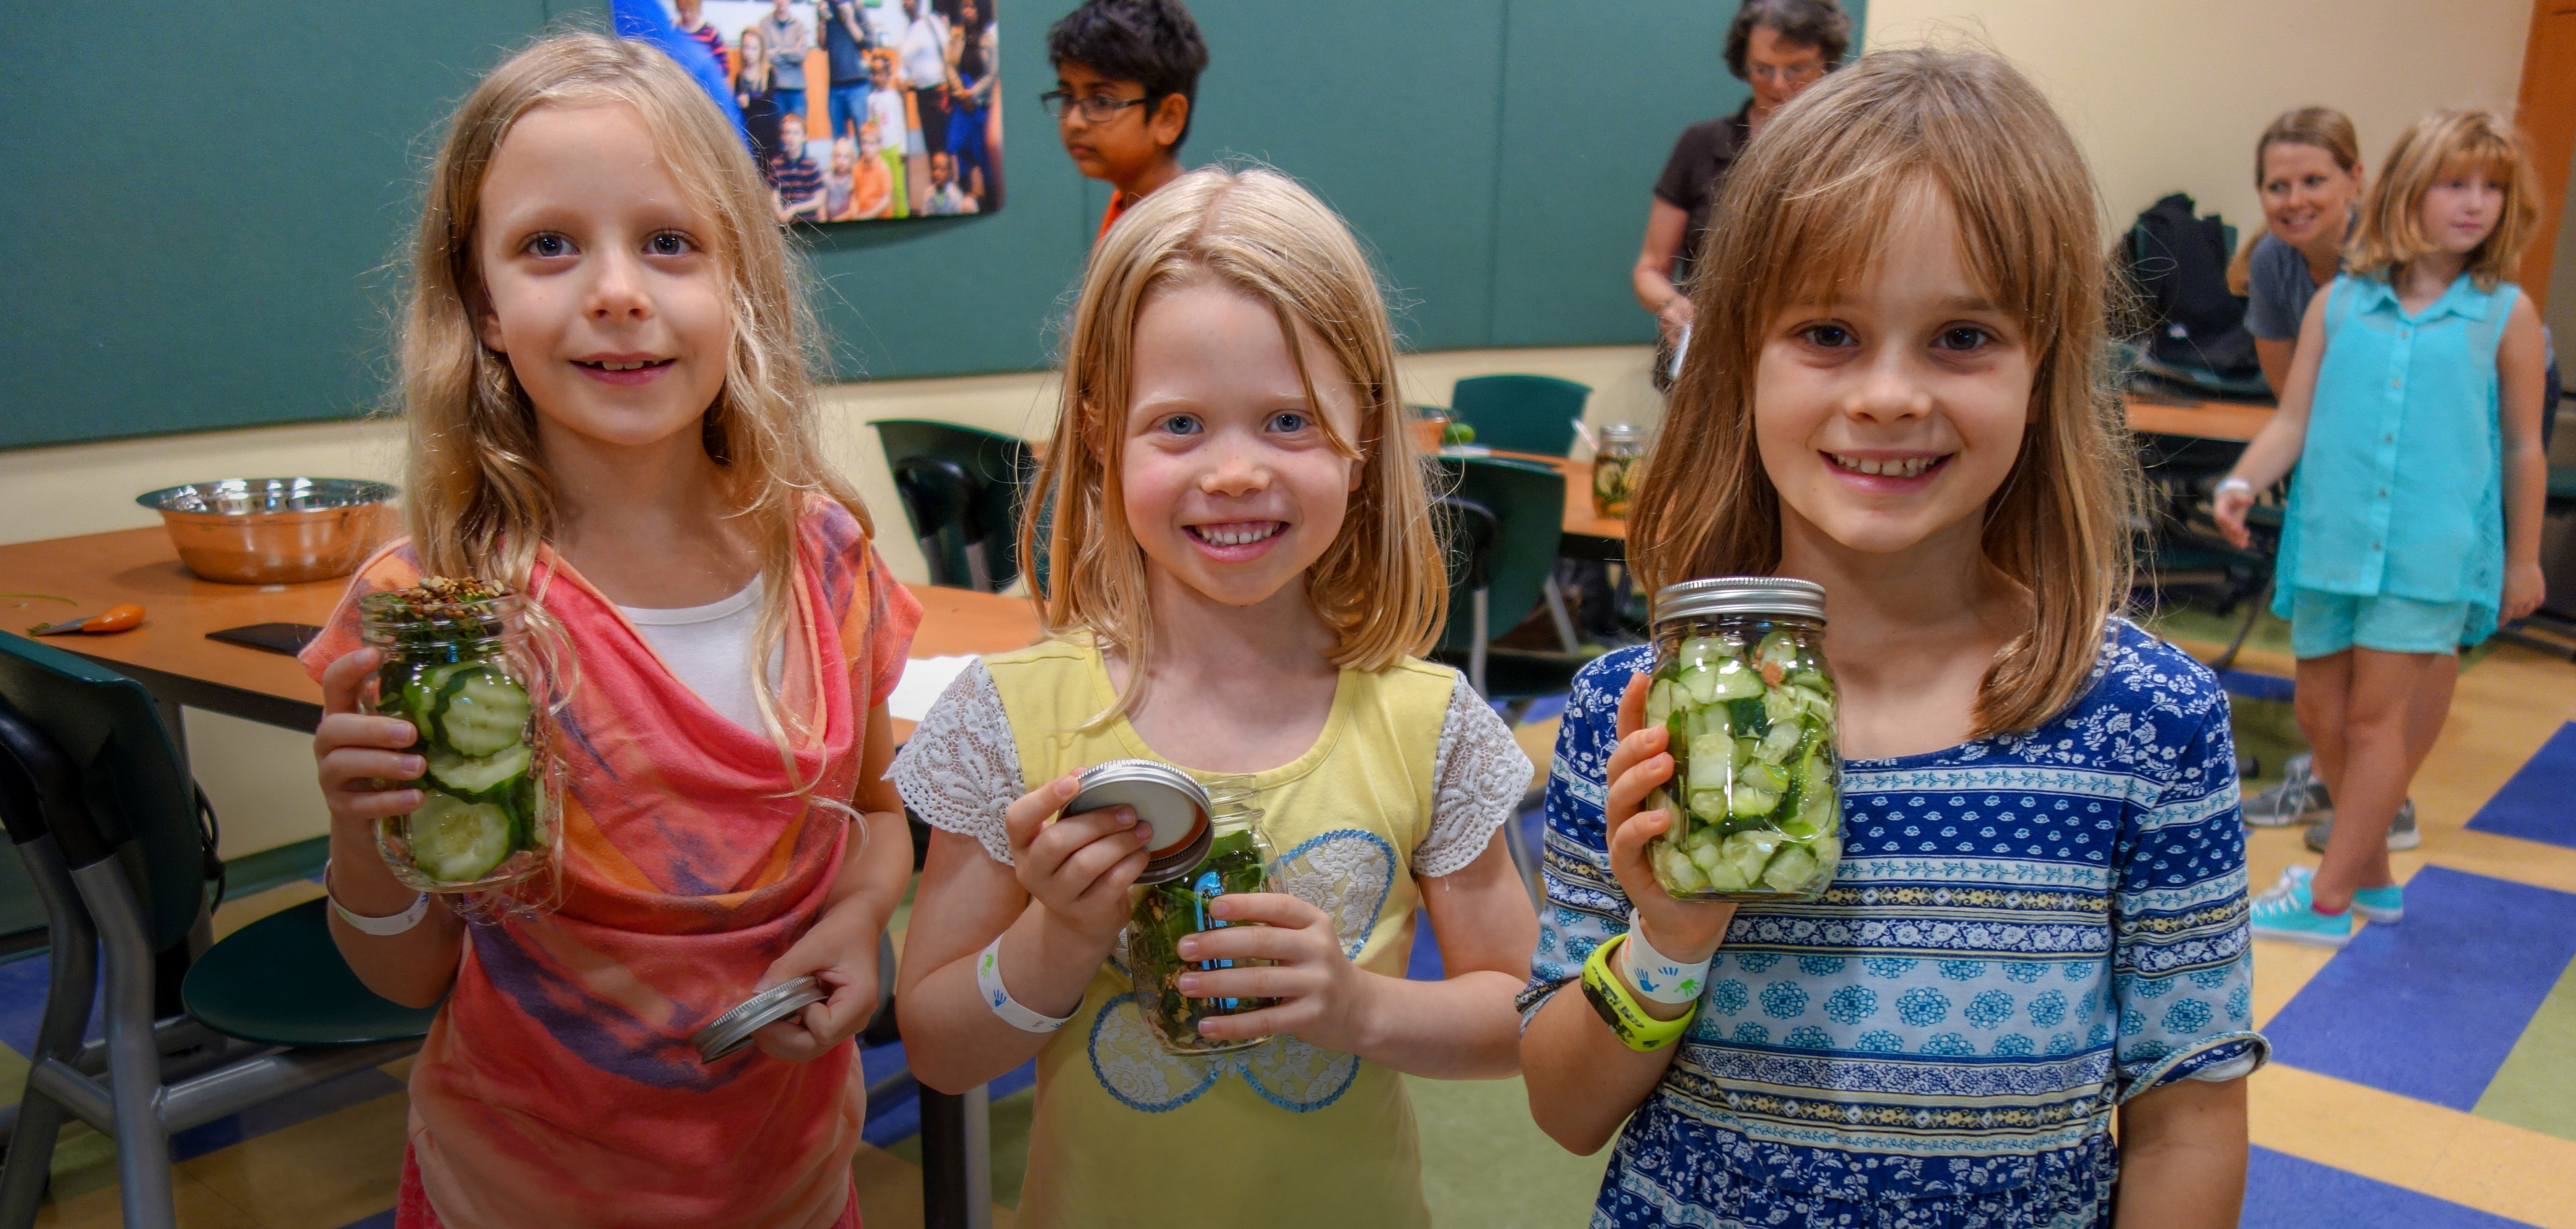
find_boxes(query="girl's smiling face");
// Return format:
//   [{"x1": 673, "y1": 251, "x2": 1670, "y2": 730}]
[
  {"x1": 1754, "y1": 185, "x2": 2034, "y2": 558},
  {"x1": 2259, "y1": 140, "x2": 2360, "y2": 251},
  {"x1": 1120, "y1": 280, "x2": 1365, "y2": 608},
  {"x1": 473, "y1": 103, "x2": 732, "y2": 457}
]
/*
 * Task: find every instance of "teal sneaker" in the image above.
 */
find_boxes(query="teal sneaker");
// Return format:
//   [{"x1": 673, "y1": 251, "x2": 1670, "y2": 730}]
[
  {"x1": 2282, "y1": 865, "x2": 2403, "y2": 924},
  {"x1": 2251, "y1": 867, "x2": 2354, "y2": 947}
]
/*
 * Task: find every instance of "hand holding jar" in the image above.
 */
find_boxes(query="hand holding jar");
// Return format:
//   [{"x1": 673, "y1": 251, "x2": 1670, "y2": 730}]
[{"x1": 1599, "y1": 671, "x2": 1738, "y2": 966}]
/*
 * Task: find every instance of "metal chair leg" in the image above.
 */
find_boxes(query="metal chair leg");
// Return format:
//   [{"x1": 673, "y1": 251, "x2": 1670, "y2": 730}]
[
  {"x1": 963, "y1": 542, "x2": 995, "y2": 595},
  {"x1": 1542, "y1": 576, "x2": 1581, "y2": 653},
  {"x1": 1468, "y1": 590, "x2": 1490, "y2": 698},
  {"x1": 2211, "y1": 578, "x2": 2271, "y2": 673},
  {"x1": 0, "y1": 832, "x2": 93, "y2": 1229},
  {"x1": 67, "y1": 861, "x2": 177, "y2": 1229},
  {"x1": 919, "y1": 1083, "x2": 991, "y2": 1229}
]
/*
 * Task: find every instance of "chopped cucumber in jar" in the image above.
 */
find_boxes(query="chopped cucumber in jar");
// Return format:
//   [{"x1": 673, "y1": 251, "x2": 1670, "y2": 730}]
[
  {"x1": 1645, "y1": 622, "x2": 1843, "y2": 899},
  {"x1": 427, "y1": 742, "x2": 531, "y2": 796}
]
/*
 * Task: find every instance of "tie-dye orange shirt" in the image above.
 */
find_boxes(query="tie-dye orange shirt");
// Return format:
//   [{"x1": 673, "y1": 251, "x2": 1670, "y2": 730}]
[{"x1": 302, "y1": 501, "x2": 920, "y2": 1229}]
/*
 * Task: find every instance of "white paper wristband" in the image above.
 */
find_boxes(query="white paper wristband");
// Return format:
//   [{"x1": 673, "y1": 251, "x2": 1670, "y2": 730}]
[
  {"x1": 975, "y1": 936, "x2": 1071, "y2": 1033},
  {"x1": 2216, "y1": 477, "x2": 2254, "y2": 497},
  {"x1": 1621, "y1": 926, "x2": 1713, "y2": 1005},
  {"x1": 323, "y1": 860, "x2": 431, "y2": 937}
]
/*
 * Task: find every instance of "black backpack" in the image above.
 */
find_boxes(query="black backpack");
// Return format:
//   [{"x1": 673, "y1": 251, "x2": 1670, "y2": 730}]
[{"x1": 2120, "y1": 193, "x2": 2261, "y2": 383}]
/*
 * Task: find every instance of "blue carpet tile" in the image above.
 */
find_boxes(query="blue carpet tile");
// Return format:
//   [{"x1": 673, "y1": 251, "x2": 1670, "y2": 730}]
[
  {"x1": 2260, "y1": 866, "x2": 2576, "y2": 1110},
  {"x1": 335, "y1": 1212, "x2": 395, "y2": 1229},
  {"x1": 0, "y1": 948, "x2": 104, "y2": 1055},
  {"x1": 2217, "y1": 668, "x2": 2297, "y2": 703},
  {"x1": 169, "y1": 1066, "x2": 405, "y2": 1163},
  {"x1": 2241, "y1": 1146, "x2": 2537, "y2": 1228},
  {"x1": 859, "y1": 1043, "x2": 1035, "y2": 1148},
  {"x1": 2465, "y1": 722, "x2": 2576, "y2": 850}
]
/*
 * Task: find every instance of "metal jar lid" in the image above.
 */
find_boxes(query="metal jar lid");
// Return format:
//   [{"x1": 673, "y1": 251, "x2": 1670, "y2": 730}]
[
  {"x1": 1650, "y1": 576, "x2": 1828, "y2": 628},
  {"x1": 1067, "y1": 759, "x2": 1213, "y2": 886},
  {"x1": 1599, "y1": 423, "x2": 1643, "y2": 446},
  {"x1": 692, "y1": 974, "x2": 828, "y2": 1062}
]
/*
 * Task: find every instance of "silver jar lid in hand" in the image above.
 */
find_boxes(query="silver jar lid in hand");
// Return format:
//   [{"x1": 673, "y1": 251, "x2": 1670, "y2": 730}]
[
  {"x1": 692, "y1": 975, "x2": 829, "y2": 1062},
  {"x1": 1066, "y1": 760, "x2": 1213, "y2": 885}
]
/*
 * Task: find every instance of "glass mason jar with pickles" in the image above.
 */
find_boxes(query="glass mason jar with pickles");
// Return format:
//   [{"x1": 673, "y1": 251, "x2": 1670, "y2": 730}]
[
  {"x1": 1072, "y1": 764, "x2": 1278, "y2": 1054},
  {"x1": 360, "y1": 578, "x2": 555, "y2": 893},
  {"x1": 1641, "y1": 577, "x2": 1841, "y2": 902},
  {"x1": 1590, "y1": 423, "x2": 1644, "y2": 518}
]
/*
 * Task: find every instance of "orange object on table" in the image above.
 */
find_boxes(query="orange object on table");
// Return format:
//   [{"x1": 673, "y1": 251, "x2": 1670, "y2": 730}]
[{"x1": 28, "y1": 603, "x2": 145, "y2": 635}]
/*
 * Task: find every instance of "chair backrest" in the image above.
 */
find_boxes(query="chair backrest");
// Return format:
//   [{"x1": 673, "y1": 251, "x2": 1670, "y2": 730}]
[
  {"x1": 1449, "y1": 375, "x2": 1592, "y2": 456},
  {"x1": 1435, "y1": 495, "x2": 1499, "y2": 593},
  {"x1": 873, "y1": 419, "x2": 1034, "y2": 592},
  {"x1": 1433, "y1": 457, "x2": 1564, "y2": 654},
  {"x1": 0, "y1": 633, "x2": 207, "y2": 953}
]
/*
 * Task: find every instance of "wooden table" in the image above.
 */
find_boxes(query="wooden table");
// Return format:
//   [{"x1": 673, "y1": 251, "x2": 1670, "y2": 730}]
[
  {"x1": 2123, "y1": 392, "x2": 2273, "y2": 444},
  {"x1": 0, "y1": 526, "x2": 1044, "y2": 742}
]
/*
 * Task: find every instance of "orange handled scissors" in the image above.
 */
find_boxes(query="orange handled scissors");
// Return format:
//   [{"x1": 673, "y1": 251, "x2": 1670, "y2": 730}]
[{"x1": 28, "y1": 604, "x2": 145, "y2": 636}]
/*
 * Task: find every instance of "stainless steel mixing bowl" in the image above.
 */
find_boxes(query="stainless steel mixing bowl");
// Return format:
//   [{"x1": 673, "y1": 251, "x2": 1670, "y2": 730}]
[{"x1": 135, "y1": 477, "x2": 399, "y2": 584}]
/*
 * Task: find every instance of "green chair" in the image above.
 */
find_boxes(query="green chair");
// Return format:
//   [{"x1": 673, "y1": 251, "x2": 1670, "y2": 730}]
[
  {"x1": 873, "y1": 419, "x2": 1036, "y2": 593},
  {"x1": 0, "y1": 632, "x2": 435, "y2": 1229},
  {"x1": 1431, "y1": 458, "x2": 1590, "y2": 708},
  {"x1": 1449, "y1": 375, "x2": 1592, "y2": 456}
]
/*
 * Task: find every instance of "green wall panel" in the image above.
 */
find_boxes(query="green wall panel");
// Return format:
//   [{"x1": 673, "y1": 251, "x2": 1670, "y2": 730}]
[{"x1": 0, "y1": 0, "x2": 1861, "y2": 450}]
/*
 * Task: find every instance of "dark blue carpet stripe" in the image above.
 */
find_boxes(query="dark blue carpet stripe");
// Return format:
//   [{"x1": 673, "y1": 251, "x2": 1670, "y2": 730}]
[
  {"x1": 2217, "y1": 668, "x2": 2296, "y2": 703},
  {"x1": 2465, "y1": 722, "x2": 2576, "y2": 849},
  {"x1": 334, "y1": 1211, "x2": 396, "y2": 1229},
  {"x1": 858, "y1": 1042, "x2": 1034, "y2": 1148},
  {"x1": 2261, "y1": 866, "x2": 2576, "y2": 1110},
  {"x1": 1407, "y1": 910, "x2": 1444, "y2": 982},
  {"x1": 0, "y1": 948, "x2": 105, "y2": 1056},
  {"x1": 2241, "y1": 1146, "x2": 2536, "y2": 1228}
]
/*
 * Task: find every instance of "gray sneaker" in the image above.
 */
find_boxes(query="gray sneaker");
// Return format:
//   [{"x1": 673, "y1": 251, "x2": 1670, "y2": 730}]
[
  {"x1": 2303, "y1": 800, "x2": 2421, "y2": 852},
  {"x1": 2244, "y1": 753, "x2": 2332, "y2": 827}
]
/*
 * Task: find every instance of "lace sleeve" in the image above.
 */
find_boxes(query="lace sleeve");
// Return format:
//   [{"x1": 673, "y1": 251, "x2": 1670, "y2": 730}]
[
  {"x1": 1414, "y1": 673, "x2": 1535, "y2": 879},
  {"x1": 885, "y1": 659, "x2": 1023, "y2": 866}
]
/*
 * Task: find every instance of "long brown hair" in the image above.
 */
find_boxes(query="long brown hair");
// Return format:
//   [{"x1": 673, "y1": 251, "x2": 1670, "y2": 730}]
[
  {"x1": 2345, "y1": 108, "x2": 2543, "y2": 291},
  {"x1": 401, "y1": 31, "x2": 869, "y2": 762},
  {"x1": 1023, "y1": 166, "x2": 1447, "y2": 720},
  {"x1": 2225, "y1": 106, "x2": 2362, "y2": 295},
  {"x1": 1628, "y1": 45, "x2": 2139, "y2": 739}
]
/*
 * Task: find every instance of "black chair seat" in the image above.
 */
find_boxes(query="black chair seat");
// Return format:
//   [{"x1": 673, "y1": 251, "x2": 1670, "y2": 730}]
[{"x1": 181, "y1": 897, "x2": 438, "y2": 1048}]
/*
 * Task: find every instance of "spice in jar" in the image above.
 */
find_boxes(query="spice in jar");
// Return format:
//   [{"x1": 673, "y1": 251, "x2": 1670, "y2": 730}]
[
  {"x1": 1591, "y1": 423, "x2": 1644, "y2": 518},
  {"x1": 1071, "y1": 764, "x2": 1278, "y2": 1054}
]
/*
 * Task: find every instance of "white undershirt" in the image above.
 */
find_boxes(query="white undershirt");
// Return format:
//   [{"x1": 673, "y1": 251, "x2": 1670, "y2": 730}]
[{"x1": 619, "y1": 578, "x2": 785, "y2": 736}]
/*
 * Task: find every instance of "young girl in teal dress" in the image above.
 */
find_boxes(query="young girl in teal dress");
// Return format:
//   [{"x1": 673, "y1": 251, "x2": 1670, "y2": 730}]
[
  {"x1": 1520, "y1": 47, "x2": 2262, "y2": 1229},
  {"x1": 2216, "y1": 109, "x2": 2552, "y2": 946}
]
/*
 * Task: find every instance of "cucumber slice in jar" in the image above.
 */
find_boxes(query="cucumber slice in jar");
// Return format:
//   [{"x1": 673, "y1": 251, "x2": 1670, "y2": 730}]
[
  {"x1": 406, "y1": 792, "x2": 516, "y2": 883},
  {"x1": 1739, "y1": 760, "x2": 1788, "y2": 794},
  {"x1": 1756, "y1": 721, "x2": 1803, "y2": 763},
  {"x1": 1687, "y1": 734, "x2": 1735, "y2": 791},
  {"x1": 1658, "y1": 846, "x2": 1710, "y2": 892},
  {"x1": 1762, "y1": 687, "x2": 1801, "y2": 728},
  {"x1": 1761, "y1": 843, "x2": 1821, "y2": 893},
  {"x1": 1645, "y1": 679, "x2": 1673, "y2": 725},
  {"x1": 1688, "y1": 789, "x2": 1729, "y2": 823},
  {"x1": 1689, "y1": 841, "x2": 1728, "y2": 875},
  {"x1": 1678, "y1": 635, "x2": 1735, "y2": 670},
  {"x1": 1755, "y1": 631, "x2": 1800, "y2": 670},
  {"x1": 427, "y1": 742, "x2": 531, "y2": 796},
  {"x1": 1703, "y1": 852, "x2": 1755, "y2": 892},
  {"x1": 1730, "y1": 784, "x2": 1780, "y2": 817},
  {"x1": 1708, "y1": 660, "x2": 1763, "y2": 701},
  {"x1": 436, "y1": 668, "x2": 531, "y2": 757},
  {"x1": 1722, "y1": 830, "x2": 1781, "y2": 884}
]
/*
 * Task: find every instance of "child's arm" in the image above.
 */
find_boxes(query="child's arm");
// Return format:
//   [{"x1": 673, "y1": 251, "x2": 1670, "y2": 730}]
[
  {"x1": 2112, "y1": 1076, "x2": 2248, "y2": 1228},
  {"x1": 750, "y1": 701, "x2": 917, "y2": 1060},
  {"x1": 312, "y1": 648, "x2": 468, "y2": 1008},
  {"x1": 895, "y1": 776, "x2": 1153, "y2": 1093},
  {"x1": 1519, "y1": 673, "x2": 1738, "y2": 1154},
  {"x1": 2215, "y1": 284, "x2": 2334, "y2": 548},
  {"x1": 1178, "y1": 831, "x2": 1537, "y2": 1079},
  {"x1": 2496, "y1": 295, "x2": 2550, "y2": 623}
]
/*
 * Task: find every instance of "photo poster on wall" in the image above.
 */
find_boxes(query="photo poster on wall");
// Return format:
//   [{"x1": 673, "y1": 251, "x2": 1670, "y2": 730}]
[{"x1": 628, "y1": 0, "x2": 1001, "y2": 222}]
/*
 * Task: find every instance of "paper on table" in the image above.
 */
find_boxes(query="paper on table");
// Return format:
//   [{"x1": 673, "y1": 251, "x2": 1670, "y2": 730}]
[{"x1": 889, "y1": 654, "x2": 977, "y2": 722}]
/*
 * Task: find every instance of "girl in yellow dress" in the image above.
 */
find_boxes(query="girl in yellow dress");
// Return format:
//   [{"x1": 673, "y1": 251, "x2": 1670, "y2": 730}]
[{"x1": 890, "y1": 165, "x2": 1540, "y2": 1228}]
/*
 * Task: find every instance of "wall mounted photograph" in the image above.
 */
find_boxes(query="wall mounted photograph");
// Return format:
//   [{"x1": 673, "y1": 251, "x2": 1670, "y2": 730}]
[{"x1": 659, "y1": 0, "x2": 1001, "y2": 221}]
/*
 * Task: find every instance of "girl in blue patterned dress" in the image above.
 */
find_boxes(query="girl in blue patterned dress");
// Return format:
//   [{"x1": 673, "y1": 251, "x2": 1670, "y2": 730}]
[
  {"x1": 1519, "y1": 48, "x2": 2266, "y2": 1229},
  {"x1": 2214, "y1": 109, "x2": 2552, "y2": 947}
]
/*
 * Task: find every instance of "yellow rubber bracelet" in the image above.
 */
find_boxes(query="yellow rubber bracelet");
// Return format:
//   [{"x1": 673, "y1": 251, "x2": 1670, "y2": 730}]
[{"x1": 1580, "y1": 934, "x2": 1695, "y2": 1052}]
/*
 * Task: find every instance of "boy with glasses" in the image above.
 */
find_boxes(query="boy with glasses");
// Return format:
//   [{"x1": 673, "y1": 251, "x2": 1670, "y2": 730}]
[{"x1": 1041, "y1": 0, "x2": 1208, "y2": 239}]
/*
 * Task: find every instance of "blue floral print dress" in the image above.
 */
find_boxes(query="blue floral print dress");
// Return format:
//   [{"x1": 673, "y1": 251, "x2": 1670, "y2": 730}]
[{"x1": 1522, "y1": 622, "x2": 2267, "y2": 1228}]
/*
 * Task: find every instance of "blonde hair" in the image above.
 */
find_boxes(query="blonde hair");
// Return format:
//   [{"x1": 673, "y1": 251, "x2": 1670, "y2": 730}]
[
  {"x1": 1629, "y1": 45, "x2": 2139, "y2": 739},
  {"x1": 401, "y1": 31, "x2": 869, "y2": 759},
  {"x1": 2226, "y1": 107, "x2": 2363, "y2": 295},
  {"x1": 2346, "y1": 108, "x2": 2543, "y2": 291},
  {"x1": 1023, "y1": 166, "x2": 1447, "y2": 718}
]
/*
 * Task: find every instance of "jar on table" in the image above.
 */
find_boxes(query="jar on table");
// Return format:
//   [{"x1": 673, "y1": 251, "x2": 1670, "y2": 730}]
[
  {"x1": 1591, "y1": 423, "x2": 1644, "y2": 518},
  {"x1": 359, "y1": 578, "x2": 555, "y2": 893},
  {"x1": 1073, "y1": 762, "x2": 1277, "y2": 1054},
  {"x1": 1641, "y1": 577, "x2": 1841, "y2": 902}
]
